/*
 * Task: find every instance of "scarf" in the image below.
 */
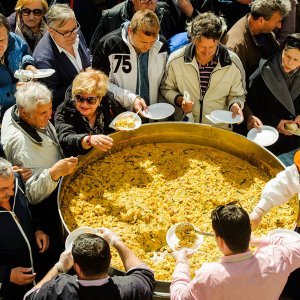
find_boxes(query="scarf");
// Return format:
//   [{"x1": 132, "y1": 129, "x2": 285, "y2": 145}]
[{"x1": 16, "y1": 16, "x2": 47, "y2": 52}]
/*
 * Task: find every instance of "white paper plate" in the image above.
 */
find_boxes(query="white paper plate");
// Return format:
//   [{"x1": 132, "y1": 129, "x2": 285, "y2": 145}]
[
  {"x1": 65, "y1": 227, "x2": 100, "y2": 250},
  {"x1": 14, "y1": 69, "x2": 55, "y2": 80},
  {"x1": 166, "y1": 223, "x2": 204, "y2": 252},
  {"x1": 141, "y1": 103, "x2": 175, "y2": 120},
  {"x1": 205, "y1": 114, "x2": 221, "y2": 124},
  {"x1": 247, "y1": 126, "x2": 279, "y2": 147},
  {"x1": 267, "y1": 228, "x2": 300, "y2": 240},
  {"x1": 109, "y1": 112, "x2": 141, "y2": 131},
  {"x1": 210, "y1": 110, "x2": 243, "y2": 124}
]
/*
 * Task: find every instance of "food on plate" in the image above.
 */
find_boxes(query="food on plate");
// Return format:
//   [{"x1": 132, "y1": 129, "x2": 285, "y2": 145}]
[
  {"x1": 115, "y1": 116, "x2": 136, "y2": 129},
  {"x1": 60, "y1": 143, "x2": 297, "y2": 281},
  {"x1": 175, "y1": 224, "x2": 198, "y2": 250},
  {"x1": 285, "y1": 123, "x2": 300, "y2": 132}
]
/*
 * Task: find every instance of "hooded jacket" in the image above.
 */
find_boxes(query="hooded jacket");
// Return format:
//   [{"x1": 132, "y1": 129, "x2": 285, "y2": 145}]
[{"x1": 92, "y1": 23, "x2": 168, "y2": 110}]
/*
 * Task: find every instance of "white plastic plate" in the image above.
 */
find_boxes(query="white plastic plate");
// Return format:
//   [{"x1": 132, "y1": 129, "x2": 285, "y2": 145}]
[
  {"x1": 14, "y1": 69, "x2": 55, "y2": 80},
  {"x1": 247, "y1": 125, "x2": 279, "y2": 147},
  {"x1": 65, "y1": 227, "x2": 100, "y2": 250},
  {"x1": 166, "y1": 223, "x2": 204, "y2": 252},
  {"x1": 141, "y1": 103, "x2": 175, "y2": 120},
  {"x1": 210, "y1": 110, "x2": 243, "y2": 124},
  {"x1": 267, "y1": 228, "x2": 300, "y2": 239},
  {"x1": 110, "y1": 112, "x2": 141, "y2": 131}
]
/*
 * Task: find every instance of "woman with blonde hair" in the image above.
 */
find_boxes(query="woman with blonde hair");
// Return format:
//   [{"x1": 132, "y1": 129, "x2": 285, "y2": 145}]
[
  {"x1": 55, "y1": 69, "x2": 125, "y2": 157},
  {"x1": 7, "y1": 0, "x2": 48, "y2": 54}
]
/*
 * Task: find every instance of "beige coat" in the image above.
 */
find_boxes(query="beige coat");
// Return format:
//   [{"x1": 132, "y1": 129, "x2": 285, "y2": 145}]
[{"x1": 160, "y1": 43, "x2": 246, "y2": 130}]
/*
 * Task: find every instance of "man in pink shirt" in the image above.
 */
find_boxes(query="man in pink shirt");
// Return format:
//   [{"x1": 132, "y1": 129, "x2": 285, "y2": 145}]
[{"x1": 170, "y1": 203, "x2": 300, "y2": 300}]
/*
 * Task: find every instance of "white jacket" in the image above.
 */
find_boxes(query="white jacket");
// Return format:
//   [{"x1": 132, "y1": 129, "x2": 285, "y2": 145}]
[
  {"x1": 1, "y1": 106, "x2": 63, "y2": 204},
  {"x1": 92, "y1": 22, "x2": 168, "y2": 110},
  {"x1": 257, "y1": 164, "x2": 300, "y2": 212}
]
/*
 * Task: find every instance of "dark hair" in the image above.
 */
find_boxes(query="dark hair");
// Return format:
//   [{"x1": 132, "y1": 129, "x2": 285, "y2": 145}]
[
  {"x1": 0, "y1": 13, "x2": 10, "y2": 33},
  {"x1": 251, "y1": 0, "x2": 291, "y2": 20},
  {"x1": 72, "y1": 233, "x2": 111, "y2": 277},
  {"x1": 187, "y1": 12, "x2": 227, "y2": 41},
  {"x1": 285, "y1": 33, "x2": 300, "y2": 51},
  {"x1": 211, "y1": 204, "x2": 251, "y2": 253}
]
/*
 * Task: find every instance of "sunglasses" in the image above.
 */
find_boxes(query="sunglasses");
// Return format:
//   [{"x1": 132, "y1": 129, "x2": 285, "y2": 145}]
[
  {"x1": 74, "y1": 94, "x2": 98, "y2": 105},
  {"x1": 20, "y1": 8, "x2": 44, "y2": 17}
]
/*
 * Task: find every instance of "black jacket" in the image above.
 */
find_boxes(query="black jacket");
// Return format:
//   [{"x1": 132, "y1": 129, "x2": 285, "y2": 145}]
[
  {"x1": 90, "y1": 0, "x2": 178, "y2": 53},
  {"x1": 0, "y1": 174, "x2": 43, "y2": 300},
  {"x1": 247, "y1": 53, "x2": 300, "y2": 155},
  {"x1": 54, "y1": 89, "x2": 125, "y2": 157}
]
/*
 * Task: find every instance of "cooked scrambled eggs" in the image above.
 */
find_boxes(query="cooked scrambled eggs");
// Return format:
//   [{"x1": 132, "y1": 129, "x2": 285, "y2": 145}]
[{"x1": 60, "y1": 143, "x2": 298, "y2": 281}]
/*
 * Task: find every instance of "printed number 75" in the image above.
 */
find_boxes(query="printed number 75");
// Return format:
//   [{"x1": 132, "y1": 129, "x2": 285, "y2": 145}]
[{"x1": 113, "y1": 55, "x2": 132, "y2": 73}]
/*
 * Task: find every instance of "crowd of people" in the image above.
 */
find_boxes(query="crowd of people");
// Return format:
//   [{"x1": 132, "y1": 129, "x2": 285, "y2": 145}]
[{"x1": 0, "y1": 0, "x2": 300, "y2": 299}]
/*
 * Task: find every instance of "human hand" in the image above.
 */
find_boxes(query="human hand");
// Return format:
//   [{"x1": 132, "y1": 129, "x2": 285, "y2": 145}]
[
  {"x1": 182, "y1": 98, "x2": 194, "y2": 114},
  {"x1": 90, "y1": 135, "x2": 113, "y2": 152},
  {"x1": 247, "y1": 115, "x2": 263, "y2": 130},
  {"x1": 98, "y1": 227, "x2": 122, "y2": 247},
  {"x1": 134, "y1": 97, "x2": 148, "y2": 114},
  {"x1": 277, "y1": 119, "x2": 294, "y2": 135},
  {"x1": 12, "y1": 166, "x2": 32, "y2": 183},
  {"x1": 230, "y1": 103, "x2": 243, "y2": 122},
  {"x1": 10, "y1": 267, "x2": 36, "y2": 285},
  {"x1": 35, "y1": 230, "x2": 49, "y2": 253},
  {"x1": 249, "y1": 207, "x2": 265, "y2": 231},
  {"x1": 56, "y1": 249, "x2": 74, "y2": 273},
  {"x1": 176, "y1": 0, "x2": 194, "y2": 17},
  {"x1": 172, "y1": 248, "x2": 195, "y2": 263},
  {"x1": 25, "y1": 65, "x2": 38, "y2": 74},
  {"x1": 49, "y1": 157, "x2": 78, "y2": 181}
]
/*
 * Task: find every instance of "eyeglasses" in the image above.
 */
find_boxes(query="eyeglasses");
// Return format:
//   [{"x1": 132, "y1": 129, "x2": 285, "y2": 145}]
[
  {"x1": 50, "y1": 22, "x2": 80, "y2": 38},
  {"x1": 20, "y1": 8, "x2": 44, "y2": 17},
  {"x1": 74, "y1": 94, "x2": 98, "y2": 105},
  {"x1": 140, "y1": 0, "x2": 158, "y2": 4}
]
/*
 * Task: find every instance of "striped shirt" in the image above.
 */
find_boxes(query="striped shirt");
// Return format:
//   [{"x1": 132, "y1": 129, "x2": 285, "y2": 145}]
[{"x1": 199, "y1": 50, "x2": 219, "y2": 96}]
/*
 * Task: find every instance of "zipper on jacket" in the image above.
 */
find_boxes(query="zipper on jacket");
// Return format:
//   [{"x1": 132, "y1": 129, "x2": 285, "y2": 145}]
[
  {"x1": 10, "y1": 211, "x2": 36, "y2": 285},
  {"x1": 9, "y1": 179, "x2": 36, "y2": 285}
]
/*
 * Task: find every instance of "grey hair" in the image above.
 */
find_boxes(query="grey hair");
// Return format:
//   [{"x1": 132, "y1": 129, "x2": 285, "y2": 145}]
[
  {"x1": 46, "y1": 4, "x2": 75, "y2": 29},
  {"x1": 15, "y1": 82, "x2": 52, "y2": 113},
  {"x1": 0, "y1": 158, "x2": 13, "y2": 178},
  {"x1": 187, "y1": 12, "x2": 227, "y2": 41},
  {"x1": 251, "y1": 0, "x2": 291, "y2": 20}
]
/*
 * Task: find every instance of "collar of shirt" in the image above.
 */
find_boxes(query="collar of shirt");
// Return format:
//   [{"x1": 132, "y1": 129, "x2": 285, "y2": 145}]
[
  {"x1": 53, "y1": 35, "x2": 79, "y2": 54},
  {"x1": 77, "y1": 275, "x2": 110, "y2": 286},
  {"x1": 221, "y1": 250, "x2": 253, "y2": 263},
  {"x1": 52, "y1": 35, "x2": 82, "y2": 72}
]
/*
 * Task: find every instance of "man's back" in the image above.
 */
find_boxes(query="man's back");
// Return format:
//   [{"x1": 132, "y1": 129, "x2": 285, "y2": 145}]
[
  {"x1": 171, "y1": 235, "x2": 300, "y2": 300},
  {"x1": 26, "y1": 268, "x2": 155, "y2": 300}
]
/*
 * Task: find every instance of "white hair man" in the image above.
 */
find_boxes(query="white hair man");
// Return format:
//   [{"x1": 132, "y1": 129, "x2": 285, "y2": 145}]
[{"x1": 1, "y1": 81, "x2": 78, "y2": 268}]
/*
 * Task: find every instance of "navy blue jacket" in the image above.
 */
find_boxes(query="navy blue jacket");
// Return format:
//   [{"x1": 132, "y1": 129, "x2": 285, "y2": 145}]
[
  {"x1": 33, "y1": 31, "x2": 91, "y2": 110},
  {"x1": 0, "y1": 32, "x2": 35, "y2": 118},
  {"x1": 0, "y1": 174, "x2": 43, "y2": 300}
]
